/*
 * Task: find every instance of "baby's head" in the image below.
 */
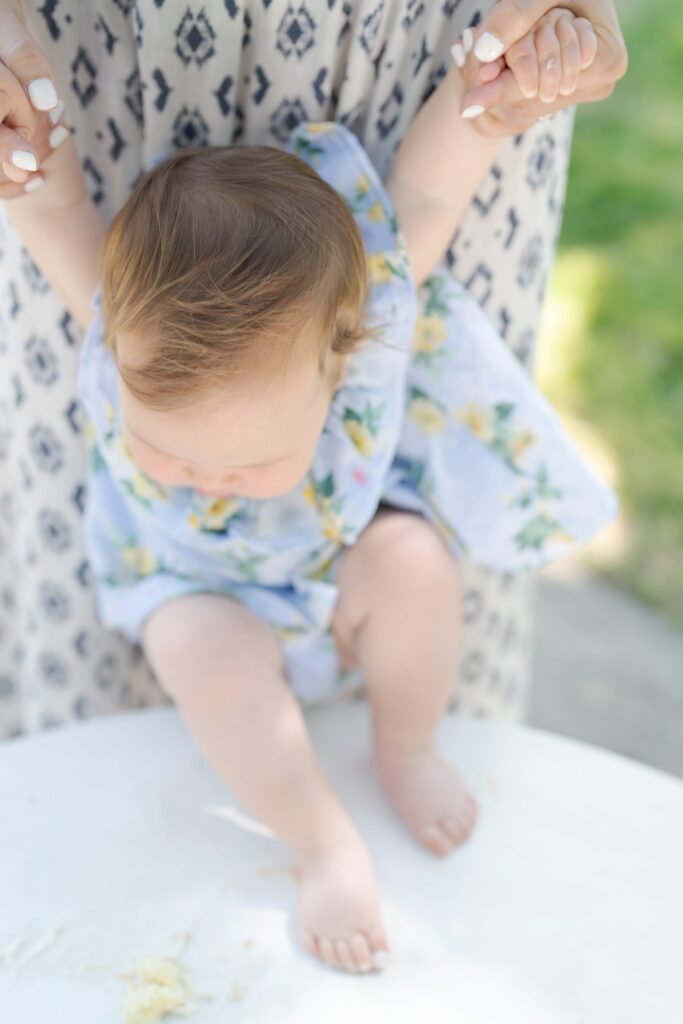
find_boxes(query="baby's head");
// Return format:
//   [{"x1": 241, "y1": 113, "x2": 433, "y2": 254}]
[{"x1": 99, "y1": 144, "x2": 370, "y2": 499}]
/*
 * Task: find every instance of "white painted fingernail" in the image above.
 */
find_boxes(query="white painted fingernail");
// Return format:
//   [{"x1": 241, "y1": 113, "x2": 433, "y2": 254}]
[
  {"x1": 49, "y1": 100, "x2": 65, "y2": 125},
  {"x1": 450, "y1": 42, "x2": 465, "y2": 68},
  {"x1": 49, "y1": 124, "x2": 70, "y2": 149},
  {"x1": 374, "y1": 951, "x2": 391, "y2": 969},
  {"x1": 11, "y1": 150, "x2": 37, "y2": 172},
  {"x1": 462, "y1": 28, "x2": 474, "y2": 54},
  {"x1": 27, "y1": 78, "x2": 59, "y2": 111},
  {"x1": 24, "y1": 176, "x2": 45, "y2": 193},
  {"x1": 474, "y1": 31, "x2": 505, "y2": 62},
  {"x1": 461, "y1": 105, "x2": 485, "y2": 119}
]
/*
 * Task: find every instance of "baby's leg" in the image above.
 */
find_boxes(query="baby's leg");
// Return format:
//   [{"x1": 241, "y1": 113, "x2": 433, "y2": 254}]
[
  {"x1": 143, "y1": 593, "x2": 388, "y2": 973},
  {"x1": 333, "y1": 510, "x2": 478, "y2": 857}
]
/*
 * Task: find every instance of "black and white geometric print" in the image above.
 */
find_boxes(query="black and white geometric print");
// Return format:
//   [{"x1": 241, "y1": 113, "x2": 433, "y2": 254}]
[{"x1": 0, "y1": 0, "x2": 576, "y2": 739}]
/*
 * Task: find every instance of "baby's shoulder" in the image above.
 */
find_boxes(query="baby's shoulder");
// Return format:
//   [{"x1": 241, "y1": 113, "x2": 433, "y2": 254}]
[{"x1": 287, "y1": 122, "x2": 400, "y2": 248}]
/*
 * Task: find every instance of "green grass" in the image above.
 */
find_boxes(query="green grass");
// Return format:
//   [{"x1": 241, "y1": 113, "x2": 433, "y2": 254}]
[{"x1": 536, "y1": 0, "x2": 683, "y2": 624}]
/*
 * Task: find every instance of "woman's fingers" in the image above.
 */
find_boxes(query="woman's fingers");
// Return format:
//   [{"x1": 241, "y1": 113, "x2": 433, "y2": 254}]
[
  {"x1": 461, "y1": 66, "x2": 527, "y2": 118},
  {"x1": 0, "y1": 162, "x2": 43, "y2": 195},
  {"x1": 534, "y1": 20, "x2": 563, "y2": 104},
  {"x1": 0, "y1": 121, "x2": 37, "y2": 177},
  {"x1": 480, "y1": 9, "x2": 592, "y2": 103},
  {"x1": 0, "y1": 60, "x2": 39, "y2": 139},
  {"x1": 473, "y1": 0, "x2": 558, "y2": 61},
  {"x1": 556, "y1": 15, "x2": 582, "y2": 96},
  {"x1": 574, "y1": 17, "x2": 599, "y2": 70},
  {"x1": 0, "y1": 6, "x2": 59, "y2": 112},
  {"x1": 461, "y1": 71, "x2": 616, "y2": 138},
  {"x1": 0, "y1": 1, "x2": 59, "y2": 191},
  {"x1": 0, "y1": 108, "x2": 62, "y2": 192}
]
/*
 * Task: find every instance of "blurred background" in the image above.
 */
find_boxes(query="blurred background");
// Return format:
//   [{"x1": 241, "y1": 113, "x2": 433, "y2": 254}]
[{"x1": 528, "y1": 0, "x2": 683, "y2": 778}]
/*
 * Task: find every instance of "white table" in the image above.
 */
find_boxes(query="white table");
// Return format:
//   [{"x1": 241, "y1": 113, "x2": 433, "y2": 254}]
[{"x1": 2, "y1": 705, "x2": 682, "y2": 1023}]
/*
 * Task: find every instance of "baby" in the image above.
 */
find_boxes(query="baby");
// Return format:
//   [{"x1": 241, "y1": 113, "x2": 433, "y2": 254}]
[{"x1": 4, "y1": 12, "x2": 614, "y2": 974}]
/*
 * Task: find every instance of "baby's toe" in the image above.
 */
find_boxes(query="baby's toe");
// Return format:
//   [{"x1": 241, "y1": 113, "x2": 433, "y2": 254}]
[
  {"x1": 350, "y1": 932, "x2": 374, "y2": 973},
  {"x1": 459, "y1": 816, "x2": 475, "y2": 843},
  {"x1": 366, "y1": 923, "x2": 390, "y2": 971},
  {"x1": 318, "y1": 936, "x2": 339, "y2": 970},
  {"x1": 335, "y1": 938, "x2": 356, "y2": 973},
  {"x1": 302, "y1": 929, "x2": 318, "y2": 959},
  {"x1": 465, "y1": 793, "x2": 479, "y2": 817},
  {"x1": 442, "y1": 817, "x2": 468, "y2": 846},
  {"x1": 422, "y1": 822, "x2": 454, "y2": 857},
  {"x1": 460, "y1": 802, "x2": 477, "y2": 830}
]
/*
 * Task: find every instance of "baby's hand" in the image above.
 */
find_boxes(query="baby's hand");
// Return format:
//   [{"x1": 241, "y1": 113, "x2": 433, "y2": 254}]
[{"x1": 452, "y1": 9, "x2": 598, "y2": 108}]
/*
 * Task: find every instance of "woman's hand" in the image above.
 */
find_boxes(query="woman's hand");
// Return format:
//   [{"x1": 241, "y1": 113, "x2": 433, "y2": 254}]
[
  {"x1": 454, "y1": 0, "x2": 628, "y2": 137},
  {"x1": 0, "y1": 0, "x2": 63, "y2": 196},
  {"x1": 452, "y1": 10, "x2": 597, "y2": 122}
]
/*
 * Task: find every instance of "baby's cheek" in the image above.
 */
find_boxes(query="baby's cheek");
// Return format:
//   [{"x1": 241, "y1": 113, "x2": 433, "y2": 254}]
[{"x1": 127, "y1": 443, "x2": 178, "y2": 486}]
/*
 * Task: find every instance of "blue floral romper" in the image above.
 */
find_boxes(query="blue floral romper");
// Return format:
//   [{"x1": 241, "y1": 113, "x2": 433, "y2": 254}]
[{"x1": 79, "y1": 122, "x2": 617, "y2": 701}]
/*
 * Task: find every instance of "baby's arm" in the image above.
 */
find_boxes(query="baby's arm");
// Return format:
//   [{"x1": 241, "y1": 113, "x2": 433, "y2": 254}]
[
  {"x1": 0, "y1": 134, "x2": 105, "y2": 330},
  {"x1": 385, "y1": 10, "x2": 595, "y2": 285},
  {"x1": 384, "y1": 61, "x2": 502, "y2": 287}
]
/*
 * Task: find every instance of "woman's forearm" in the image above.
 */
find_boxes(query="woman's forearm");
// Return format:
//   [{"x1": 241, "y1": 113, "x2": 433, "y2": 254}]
[
  {"x1": 386, "y1": 65, "x2": 502, "y2": 286},
  {"x1": 2, "y1": 137, "x2": 105, "y2": 331}
]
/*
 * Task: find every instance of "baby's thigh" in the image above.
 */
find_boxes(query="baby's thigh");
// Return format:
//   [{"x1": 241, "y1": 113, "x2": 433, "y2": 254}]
[
  {"x1": 143, "y1": 591, "x2": 285, "y2": 704},
  {"x1": 332, "y1": 510, "x2": 461, "y2": 650}
]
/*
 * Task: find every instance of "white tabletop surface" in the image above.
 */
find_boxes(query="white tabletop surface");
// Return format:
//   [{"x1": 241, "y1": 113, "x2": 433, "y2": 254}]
[{"x1": 1, "y1": 704, "x2": 682, "y2": 1023}]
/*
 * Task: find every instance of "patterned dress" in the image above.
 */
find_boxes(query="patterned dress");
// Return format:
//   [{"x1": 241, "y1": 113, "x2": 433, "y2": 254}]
[
  {"x1": 0, "y1": 1, "x2": 581, "y2": 737},
  {"x1": 79, "y1": 122, "x2": 615, "y2": 702}
]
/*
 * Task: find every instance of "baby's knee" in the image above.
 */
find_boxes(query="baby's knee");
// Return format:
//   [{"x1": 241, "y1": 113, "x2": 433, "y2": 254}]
[
  {"x1": 142, "y1": 592, "x2": 283, "y2": 702},
  {"x1": 365, "y1": 513, "x2": 460, "y2": 599}
]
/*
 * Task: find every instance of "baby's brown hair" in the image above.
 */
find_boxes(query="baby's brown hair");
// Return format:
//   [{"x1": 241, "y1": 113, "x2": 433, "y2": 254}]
[{"x1": 99, "y1": 144, "x2": 371, "y2": 410}]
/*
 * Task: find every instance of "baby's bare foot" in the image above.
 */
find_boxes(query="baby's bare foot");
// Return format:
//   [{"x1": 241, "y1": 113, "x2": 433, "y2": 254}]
[
  {"x1": 299, "y1": 833, "x2": 389, "y2": 974},
  {"x1": 375, "y1": 743, "x2": 479, "y2": 857}
]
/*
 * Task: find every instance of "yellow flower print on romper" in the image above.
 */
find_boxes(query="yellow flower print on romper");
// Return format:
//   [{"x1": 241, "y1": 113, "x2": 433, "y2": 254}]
[
  {"x1": 366, "y1": 200, "x2": 386, "y2": 223},
  {"x1": 342, "y1": 403, "x2": 383, "y2": 456},
  {"x1": 455, "y1": 403, "x2": 494, "y2": 443},
  {"x1": 344, "y1": 418, "x2": 374, "y2": 456},
  {"x1": 114, "y1": 435, "x2": 170, "y2": 506},
  {"x1": 366, "y1": 253, "x2": 393, "y2": 285},
  {"x1": 303, "y1": 481, "x2": 316, "y2": 507},
  {"x1": 408, "y1": 389, "x2": 447, "y2": 435},
  {"x1": 319, "y1": 502, "x2": 345, "y2": 542},
  {"x1": 412, "y1": 315, "x2": 447, "y2": 354},
  {"x1": 128, "y1": 470, "x2": 168, "y2": 504},
  {"x1": 308, "y1": 471, "x2": 348, "y2": 543},
  {"x1": 354, "y1": 173, "x2": 370, "y2": 198},
  {"x1": 122, "y1": 546, "x2": 158, "y2": 576},
  {"x1": 510, "y1": 431, "x2": 536, "y2": 463},
  {"x1": 188, "y1": 497, "x2": 244, "y2": 536}
]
